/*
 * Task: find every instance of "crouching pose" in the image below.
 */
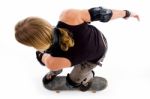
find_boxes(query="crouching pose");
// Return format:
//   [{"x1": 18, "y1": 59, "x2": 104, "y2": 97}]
[{"x1": 15, "y1": 6, "x2": 139, "y2": 91}]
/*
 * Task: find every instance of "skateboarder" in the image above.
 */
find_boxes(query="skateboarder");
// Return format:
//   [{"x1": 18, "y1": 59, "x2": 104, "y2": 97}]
[{"x1": 15, "y1": 6, "x2": 139, "y2": 91}]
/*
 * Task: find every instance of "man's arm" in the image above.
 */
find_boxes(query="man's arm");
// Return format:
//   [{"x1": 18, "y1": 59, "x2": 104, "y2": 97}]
[
  {"x1": 59, "y1": 7, "x2": 139, "y2": 25},
  {"x1": 42, "y1": 53, "x2": 71, "y2": 71},
  {"x1": 80, "y1": 7, "x2": 139, "y2": 22}
]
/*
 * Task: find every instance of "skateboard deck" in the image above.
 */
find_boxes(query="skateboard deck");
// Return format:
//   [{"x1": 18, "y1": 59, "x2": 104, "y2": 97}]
[{"x1": 43, "y1": 76, "x2": 107, "y2": 93}]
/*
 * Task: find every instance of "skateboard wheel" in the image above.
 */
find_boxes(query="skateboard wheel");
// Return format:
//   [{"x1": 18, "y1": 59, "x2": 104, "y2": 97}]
[
  {"x1": 56, "y1": 90, "x2": 60, "y2": 93},
  {"x1": 92, "y1": 90, "x2": 96, "y2": 93}
]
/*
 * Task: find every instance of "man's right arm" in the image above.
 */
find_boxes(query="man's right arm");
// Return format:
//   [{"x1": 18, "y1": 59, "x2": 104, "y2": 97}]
[
  {"x1": 59, "y1": 7, "x2": 139, "y2": 25},
  {"x1": 80, "y1": 7, "x2": 139, "y2": 22}
]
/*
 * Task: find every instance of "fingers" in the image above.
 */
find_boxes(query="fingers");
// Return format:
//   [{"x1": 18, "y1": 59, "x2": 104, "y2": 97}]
[
  {"x1": 131, "y1": 12, "x2": 140, "y2": 21},
  {"x1": 134, "y1": 15, "x2": 140, "y2": 21}
]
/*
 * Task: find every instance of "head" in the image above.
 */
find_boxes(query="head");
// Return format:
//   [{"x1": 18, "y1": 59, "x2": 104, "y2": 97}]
[
  {"x1": 15, "y1": 17, "x2": 53, "y2": 51},
  {"x1": 15, "y1": 17, "x2": 74, "y2": 52}
]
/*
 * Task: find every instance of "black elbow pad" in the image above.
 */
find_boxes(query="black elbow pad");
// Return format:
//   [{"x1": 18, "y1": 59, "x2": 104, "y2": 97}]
[{"x1": 88, "y1": 7, "x2": 112, "y2": 22}]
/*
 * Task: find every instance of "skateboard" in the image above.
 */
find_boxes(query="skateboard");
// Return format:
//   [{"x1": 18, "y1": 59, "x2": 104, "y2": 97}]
[{"x1": 43, "y1": 76, "x2": 107, "y2": 93}]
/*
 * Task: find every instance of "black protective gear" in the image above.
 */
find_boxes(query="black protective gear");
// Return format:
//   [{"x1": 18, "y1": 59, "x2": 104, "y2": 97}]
[
  {"x1": 66, "y1": 74, "x2": 81, "y2": 88},
  {"x1": 88, "y1": 7, "x2": 112, "y2": 22},
  {"x1": 123, "y1": 10, "x2": 131, "y2": 19},
  {"x1": 36, "y1": 51, "x2": 45, "y2": 66}
]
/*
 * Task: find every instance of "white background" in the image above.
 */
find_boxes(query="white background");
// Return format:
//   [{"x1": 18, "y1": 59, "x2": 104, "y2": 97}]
[{"x1": 0, "y1": 0, "x2": 149, "y2": 99}]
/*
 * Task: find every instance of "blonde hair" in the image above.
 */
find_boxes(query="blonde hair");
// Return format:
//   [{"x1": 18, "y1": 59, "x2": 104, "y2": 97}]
[
  {"x1": 15, "y1": 17, "x2": 74, "y2": 51},
  {"x1": 58, "y1": 28, "x2": 74, "y2": 51}
]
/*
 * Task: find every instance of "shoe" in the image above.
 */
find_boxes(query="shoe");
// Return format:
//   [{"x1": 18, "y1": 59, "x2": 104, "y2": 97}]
[
  {"x1": 43, "y1": 70, "x2": 63, "y2": 85},
  {"x1": 66, "y1": 74, "x2": 81, "y2": 88},
  {"x1": 79, "y1": 80, "x2": 92, "y2": 91},
  {"x1": 42, "y1": 72, "x2": 57, "y2": 85},
  {"x1": 79, "y1": 71, "x2": 95, "y2": 91}
]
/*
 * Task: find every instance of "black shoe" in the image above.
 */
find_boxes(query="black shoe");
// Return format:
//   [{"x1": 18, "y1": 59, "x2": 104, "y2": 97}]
[
  {"x1": 79, "y1": 71, "x2": 95, "y2": 92},
  {"x1": 43, "y1": 70, "x2": 62, "y2": 85},
  {"x1": 79, "y1": 80, "x2": 92, "y2": 91},
  {"x1": 42, "y1": 73, "x2": 56, "y2": 85}
]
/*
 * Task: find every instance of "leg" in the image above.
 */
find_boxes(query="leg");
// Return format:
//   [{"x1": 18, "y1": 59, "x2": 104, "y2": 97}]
[
  {"x1": 69, "y1": 62, "x2": 96, "y2": 83},
  {"x1": 70, "y1": 33, "x2": 107, "y2": 84},
  {"x1": 66, "y1": 61, "x2": 97, "y2": 91}
]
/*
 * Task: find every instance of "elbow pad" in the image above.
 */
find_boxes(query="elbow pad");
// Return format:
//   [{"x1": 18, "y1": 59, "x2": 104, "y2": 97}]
[{"x1": 88, "y1": 7, "x2": 112, "y2": 22}]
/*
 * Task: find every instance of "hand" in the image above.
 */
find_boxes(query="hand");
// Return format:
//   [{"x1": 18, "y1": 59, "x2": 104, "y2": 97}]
[
  {"x1": 130, "y1": 12, "x2": 140, "y2": 21},
  {"x1": 125, "y1": 12, "x2": 140, "y2": 21},
  {"x1": 36, "y1": 51, "x2": 45, "y2": 66}
]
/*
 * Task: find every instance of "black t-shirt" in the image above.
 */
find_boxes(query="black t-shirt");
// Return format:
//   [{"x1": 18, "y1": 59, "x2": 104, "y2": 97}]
[{"x1": 47, "y1": 21, "x2": 106, "y2": 66}]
